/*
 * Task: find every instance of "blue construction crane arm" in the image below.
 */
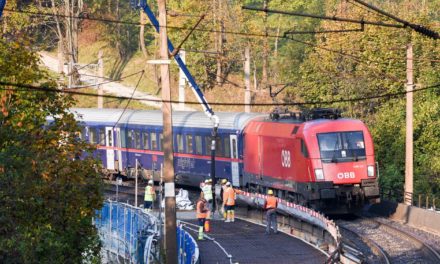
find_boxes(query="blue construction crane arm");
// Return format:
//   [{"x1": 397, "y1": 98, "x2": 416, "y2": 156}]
[
  {"x1": 140, "y1": 1, "x2": 219, "y2": 129},
  {"x1": 0, "y1": 0, "x2": 6, "y2": 18}
]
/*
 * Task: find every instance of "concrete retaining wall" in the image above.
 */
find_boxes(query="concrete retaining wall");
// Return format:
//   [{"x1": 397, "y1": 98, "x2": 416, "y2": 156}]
[{"x1": 368, "y1": 201, "x2": 440, "y2": 235}]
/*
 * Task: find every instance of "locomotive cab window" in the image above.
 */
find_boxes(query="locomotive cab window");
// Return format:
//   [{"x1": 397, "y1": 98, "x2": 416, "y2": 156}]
[
  {"x1": 317, "y1": 131, "x2": 366, "y2": 162},
  {"x1": 301, "y1": 139, "x2": 309, "y2": 158}
]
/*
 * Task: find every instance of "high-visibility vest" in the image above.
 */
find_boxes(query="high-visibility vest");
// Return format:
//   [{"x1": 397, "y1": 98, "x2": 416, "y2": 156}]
[
  {"x1": 265, "y1": 196, "x2": 277, "y2": 209},
  {"x1": 196, "y1": 199, "x2": 207, "y2": 219},
  {"x1": 223, "y1": 187, "x2": 236, "y2": 206},
  {"x1": 202, "y1": 184, "x2": 213, "y2": 201},
  {"x1": 144, "y1": 185, "x2": 155, "y2": 202}
]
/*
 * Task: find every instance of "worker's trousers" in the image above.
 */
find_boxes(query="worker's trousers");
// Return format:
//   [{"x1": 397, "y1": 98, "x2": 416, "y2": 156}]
[{"x1": 265, "y1": 209, "x2": 277, "y2": 234}]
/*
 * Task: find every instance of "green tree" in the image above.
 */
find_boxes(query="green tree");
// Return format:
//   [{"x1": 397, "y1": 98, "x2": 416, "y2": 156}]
[
  {"x1": 0, "y1": 38, "x2": 103, "y2": 263},
  {"x1": 294, "y1": 0, "x2": 440, "y2": 199}
]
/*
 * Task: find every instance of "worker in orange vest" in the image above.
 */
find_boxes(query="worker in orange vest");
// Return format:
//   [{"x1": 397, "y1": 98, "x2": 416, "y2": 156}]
[
  {"x1": 196, "y1": 192, "x2": 208, "y2": 240},
  {"x1": 223, "y1": 182, "x2": 236, "y2": 222},
  {"x1": 264, "y1": 189, "x2": 278, "y2": 234}
]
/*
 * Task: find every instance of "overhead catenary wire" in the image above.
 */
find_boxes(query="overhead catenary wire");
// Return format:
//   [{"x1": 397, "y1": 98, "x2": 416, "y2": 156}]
[
  {"x1": 242, "y1": 3, "x2": 439, "y2": 39},
  {"x1": 1, "y1": 81, "x2": 439, "y2": 107},
  {"x1": 4, "y1": 7, "x2": 436, "y2": 86},
  {"x1": 242, "y1": 5, "x2": 405, "y2": 28},
  {"x1": 2, "y1": 7, "x2": 412, "y2": 71},
  {"x1": 112, "y1": 70, "x2": 145, "y2": 129},
  {"x1": 68, "y1": 70, "x2": 145, "y2": 89}
]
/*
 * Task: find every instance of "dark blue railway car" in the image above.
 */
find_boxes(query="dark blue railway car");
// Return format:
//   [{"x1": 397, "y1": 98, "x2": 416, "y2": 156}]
[{"x1": 72, "y1": 108, "x2": 262, "y2": 186}]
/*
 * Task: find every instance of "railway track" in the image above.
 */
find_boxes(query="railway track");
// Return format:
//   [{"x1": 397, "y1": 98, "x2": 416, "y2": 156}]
[{"x1": 337, "y1": 216, "x2": 440, "y2": 264}]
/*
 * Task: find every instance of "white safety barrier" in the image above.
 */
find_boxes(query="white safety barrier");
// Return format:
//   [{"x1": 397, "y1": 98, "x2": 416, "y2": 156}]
[{"x1": 237, "y1": 191, "x2": 341, "y2": 249}]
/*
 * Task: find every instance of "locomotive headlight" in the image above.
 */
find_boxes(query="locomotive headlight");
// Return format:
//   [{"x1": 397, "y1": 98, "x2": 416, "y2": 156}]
[
  {"x1": 367, "y1": 165, "x2": 375, "y2": 177},
  {"x1": 315, "y1": 169, "x2": 324, "y2": 180}
]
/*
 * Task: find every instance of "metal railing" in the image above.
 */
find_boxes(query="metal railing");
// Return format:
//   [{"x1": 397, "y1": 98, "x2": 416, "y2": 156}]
[
  {"x1": 94, "y1": 200, "x2": 160, "y2": 264},
  {"x1": 177, "y1": 222, "x2": 200, "y2": 264},
  {"x1": 381, "y1": 188, "x2": 439, "y2": 211}
]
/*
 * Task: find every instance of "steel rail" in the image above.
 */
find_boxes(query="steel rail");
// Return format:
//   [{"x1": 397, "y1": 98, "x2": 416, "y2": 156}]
[
  {"x1": 338, "y1": 224, "x2": 390, "y2": 264},
  {"x1": 364, "y1": 218, "x2": 440, "y2": 263}
]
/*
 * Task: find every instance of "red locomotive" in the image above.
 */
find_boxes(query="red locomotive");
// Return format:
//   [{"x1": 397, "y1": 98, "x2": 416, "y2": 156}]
[{"x1": 242, "y1": 109, "x2": 380, "y2": 213}]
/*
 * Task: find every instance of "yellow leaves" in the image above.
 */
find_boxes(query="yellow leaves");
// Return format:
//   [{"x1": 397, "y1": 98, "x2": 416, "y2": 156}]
[
  {"x1": 31, "y1": 160, "x2": 37, "y2": 172},
  {"x1": 41, "y1": 172, "x2": 50, "y2": 181}
]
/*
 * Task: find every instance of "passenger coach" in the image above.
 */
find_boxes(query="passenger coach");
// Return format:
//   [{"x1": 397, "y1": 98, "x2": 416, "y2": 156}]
[{"x1": 71, "y1": 108, "x2": 262, "y2": 186}]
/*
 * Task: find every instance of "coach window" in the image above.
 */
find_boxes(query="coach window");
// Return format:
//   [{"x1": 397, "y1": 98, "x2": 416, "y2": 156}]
[
  {"x1": 301, "y1": 139, "x2": 309, "y2": 158},
  {"x1": 195, "y1": 135, "x2": 203, "y2": 155},
  {"x1": 127, "y1": 130, "x2": 133, "y2": 148},
  {"x1": 151, "y1": 132, "x2": 157, "y2": 150},
  {"x1": 205, "y1": 136, "x2": 211, "y2": 155},
  {"x1": 224, "y1": 137, "x2": 231, "y2": 158},
  {"x1": 143, "y1": 132, "x2": 150, "y2": 150},
  {"x1": 186, "y1": 135, "x2": 193, "y2": 154},
  {"x1": 159, "y1": 133, "x2": 163, "y2": 151},
  {"x1": 99, "y1": 128, "x2": 106, "y2": 146},
  {"x1": 89, "y1": 128, "x2": 97, "y2": 144},
  {"x1": 176, "y1": 134, "x2": 184, "y2": 153},
  {"x1": 120, "y1": 129, "x2": 127, "y2": 148},
  {"x1": 215, "y1": 137, "x2": 223, "y2": 157},
  {"x1": 134, "y1": 130, "x2": 141, "y2": 149},
  {"x1": 107, "y1": 130, "x2": 113, "y2": 146}
]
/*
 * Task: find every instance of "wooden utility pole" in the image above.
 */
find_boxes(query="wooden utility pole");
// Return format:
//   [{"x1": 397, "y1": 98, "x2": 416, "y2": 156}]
[
  {"x1": 404, "y1": 43, "x2": 414, "y2": 206},
  {"x1": 97, "y1": 50, "x2": 104, "y2": 108},
  {"x1": 158, "y1": 0, "x2": 177, "y2": 262},
  {"x1": 244, "y1": 46, "x2": 251, "y2": 113}
]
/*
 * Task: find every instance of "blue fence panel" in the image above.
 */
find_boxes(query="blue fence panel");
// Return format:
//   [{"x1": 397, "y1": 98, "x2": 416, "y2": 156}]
[
  {"x1": 95, "y1": 201, "x2": 159, "y2": 264},
  {"x1": 95, "y1": 201, "x2": 199, "y2": 263},
  {"x1": 177, "y1": 224, "x2": 199, "y2": 264}
]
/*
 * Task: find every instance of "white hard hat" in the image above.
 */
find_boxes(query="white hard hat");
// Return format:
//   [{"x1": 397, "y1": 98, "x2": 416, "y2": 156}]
[
  {"x1": 148, "y1": 180, "x2": 153, "y2": 185},
  {"x1": 225, "y1": 181, "x2": 231, "y2": 186}
]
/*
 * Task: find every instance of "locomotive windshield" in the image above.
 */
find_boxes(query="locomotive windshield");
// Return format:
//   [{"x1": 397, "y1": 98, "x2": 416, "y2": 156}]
[{"x1": 317, "y1": 131, "x2": 366, "y2": 162}]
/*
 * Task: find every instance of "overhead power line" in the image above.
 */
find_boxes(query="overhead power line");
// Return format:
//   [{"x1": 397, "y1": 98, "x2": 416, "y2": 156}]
[
  {"x1": 349, "y1": 0, "x2": 440, "y2": 39},
  {"x1": 112, "y1": 70, "x2": 145, "y2": 129},
  {"x1": 3, "y1": 8, "x2": 432, "y2": 82},
  {"x1": 242, "y1": 6, "x2": 405, "y2": 28},
  {"x1": 1, "y1": 81, "x2": 439, "y2": 107},
  {"x1": 242, "y1": 3, "x2": 439, "y2": 40}
]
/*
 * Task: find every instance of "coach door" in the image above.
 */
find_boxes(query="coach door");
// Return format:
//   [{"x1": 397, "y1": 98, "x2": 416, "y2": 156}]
[
  {"x1": 115, "y1": 128, "x2": 123, "y2": 171},
  {"x1": 105, "y1": 127, "x2": 115, "y2": 170},
  {"x1": 230, "y1": 135, "x2": 239, "y2": 187}
]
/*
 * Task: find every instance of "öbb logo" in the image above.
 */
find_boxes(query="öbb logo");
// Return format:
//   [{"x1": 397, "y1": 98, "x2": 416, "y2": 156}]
[
  {"x1": 337, "y1": 172, "x2": 355, "y2": 179},
  {"x1": 281, "y1": 150, "x2": 291, "y2": 168}
]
